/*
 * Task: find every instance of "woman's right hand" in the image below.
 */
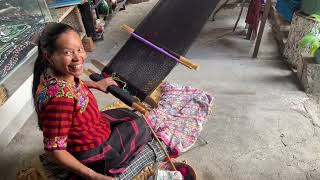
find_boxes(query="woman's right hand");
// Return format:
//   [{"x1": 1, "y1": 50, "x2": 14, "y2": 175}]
[
  {"x1": 49, "y1": 150, "x2": 115, "y2": 180},
  {"x1": 89, "y1": 171, "x2": 115, "y2": 180},
  {"x1": 95, "y1": 77, "x2": 118, "y2": 92}
]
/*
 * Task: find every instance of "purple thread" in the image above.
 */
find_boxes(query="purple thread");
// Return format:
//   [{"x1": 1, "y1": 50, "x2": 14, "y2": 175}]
[{"x1": 131, "y1": 32, "x2": 180, "y2": 62}]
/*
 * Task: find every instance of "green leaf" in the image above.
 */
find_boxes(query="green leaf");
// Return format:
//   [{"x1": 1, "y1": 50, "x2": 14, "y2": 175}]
[
  {"x1": 311, "y1": 41, "x2": 320, "y2": 55},
  {"x1": 299, "y1": 33, "x2": 318, "y2": 48},
  {"x1": 310, "y1": 14, "x2": 320, "y2": 23}
]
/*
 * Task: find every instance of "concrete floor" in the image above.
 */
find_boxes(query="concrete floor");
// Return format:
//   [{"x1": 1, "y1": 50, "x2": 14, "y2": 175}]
[{"x1": 1, "y1": 0, "x2": 320, "y2": 179}]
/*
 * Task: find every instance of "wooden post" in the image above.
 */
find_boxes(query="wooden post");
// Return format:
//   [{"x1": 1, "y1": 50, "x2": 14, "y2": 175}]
[{"x1": 252, "y1": 0, "x2": 271, "y2": 58}]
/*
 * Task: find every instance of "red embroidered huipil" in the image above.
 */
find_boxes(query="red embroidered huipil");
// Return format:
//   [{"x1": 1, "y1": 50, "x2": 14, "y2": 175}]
[{"x1": 35, "y1": 71, "x2": 111, "y2": 153}]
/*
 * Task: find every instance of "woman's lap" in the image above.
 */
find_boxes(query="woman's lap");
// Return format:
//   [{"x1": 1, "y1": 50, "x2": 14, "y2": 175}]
[{"x1": 73, "y1": 108, "x2": 152, "y2": 175}]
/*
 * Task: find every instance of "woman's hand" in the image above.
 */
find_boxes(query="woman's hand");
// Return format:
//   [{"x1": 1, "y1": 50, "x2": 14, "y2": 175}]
[
  {"x1": 49, "y1": 150, "x2": 115, "y2": 180},
  {"x1": 94, "y1": 77, "x2": 118, "y2": 92}
]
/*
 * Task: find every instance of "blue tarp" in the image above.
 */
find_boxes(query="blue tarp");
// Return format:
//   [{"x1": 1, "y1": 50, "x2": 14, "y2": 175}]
[{"x1": 276, "y1": 0, "x2": 301, "y2": 22}]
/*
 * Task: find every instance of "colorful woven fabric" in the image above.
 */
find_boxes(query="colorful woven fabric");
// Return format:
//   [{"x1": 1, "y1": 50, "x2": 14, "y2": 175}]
[
  {"x1": 36, "y1": 70, "x2": 89, "y2": 113},
  {"x1": 146, "y1": 82, "x2": 213, "y2": 155},
  {"x1": 35, "y1": 70, "x2": 111, "y2": 153}
]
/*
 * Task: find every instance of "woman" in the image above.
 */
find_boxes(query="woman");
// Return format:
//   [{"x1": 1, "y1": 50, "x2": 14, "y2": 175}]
[{"x1": 32, "y1": 23, "x2": 151, "y2": 179}]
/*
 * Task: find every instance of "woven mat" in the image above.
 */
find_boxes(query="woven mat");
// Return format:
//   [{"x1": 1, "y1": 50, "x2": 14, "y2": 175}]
[{"x1": 0, "y1": 86, "x2": 8, "y2": 106}]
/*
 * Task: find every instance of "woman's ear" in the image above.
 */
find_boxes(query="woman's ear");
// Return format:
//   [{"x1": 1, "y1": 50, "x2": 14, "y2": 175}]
[{"x1": 43, "y1": 52, "x2": 53, "y2": 65}]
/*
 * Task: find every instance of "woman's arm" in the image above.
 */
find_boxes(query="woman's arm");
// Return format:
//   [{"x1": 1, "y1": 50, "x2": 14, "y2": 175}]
[
  {"x1": 83, "y1": 80, "x2": 98, "y2": 89},
  {"x1": 83, "y1": 78, "x2": 118, "y2": 92},
  {"x1": 48, "y1": 150, "x2": 114, "y2": 180}
]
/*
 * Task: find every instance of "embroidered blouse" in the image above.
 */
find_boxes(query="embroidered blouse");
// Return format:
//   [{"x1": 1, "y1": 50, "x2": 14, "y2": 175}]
[{"x1": 35, "y1": 70, "x2": 111, "y2": 153}]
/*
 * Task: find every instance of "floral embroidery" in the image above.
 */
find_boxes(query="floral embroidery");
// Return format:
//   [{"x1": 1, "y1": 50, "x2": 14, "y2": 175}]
[
  {"x1": 35, "y1": 70, "x2": 89, "y2": 113},
  {"x1": 44, "y1": 136, "x2": 68, "y2": 150},
  {"x1": 77, "y1": 93, "x2": 87, "y2": 112},
  {"x1": 47, "y1": 83, "x2": 59, "y2": 97},
  {"x1": 37, "y1": 90, "x2": 47, "y2": 111}
]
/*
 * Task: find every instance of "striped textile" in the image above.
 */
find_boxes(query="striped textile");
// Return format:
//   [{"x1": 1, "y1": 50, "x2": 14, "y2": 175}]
[
  {"x1": 38, "y1": 140, "x2": 165, "y2": 179},
  {"x1": 72, "y1": 108, "x2": 152, "y2": 175},
  {"x1": 36, "y1": 71, "x2": 111, "y2": 153},
  {"x1": 115, "y1": 140, "x2": 165, "y2": 180}
]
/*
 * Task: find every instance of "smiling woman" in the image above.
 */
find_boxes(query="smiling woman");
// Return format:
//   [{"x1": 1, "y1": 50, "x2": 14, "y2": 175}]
[
  {"x1": 32, "y1": 23, "x2": 152, "y2": 179},
  {"x1": 44, "y1": 30, "x2": 86, "y2": 82}
]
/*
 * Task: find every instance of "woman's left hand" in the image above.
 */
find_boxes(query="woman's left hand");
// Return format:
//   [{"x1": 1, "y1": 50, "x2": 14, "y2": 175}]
[{"x1": 95, "y1": 77, "x2": 118, "y2": 92}]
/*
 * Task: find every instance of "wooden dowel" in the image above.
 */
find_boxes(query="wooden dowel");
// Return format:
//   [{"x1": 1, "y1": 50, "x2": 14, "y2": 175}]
[
  {"x1": 132, "y1": 103, "x2": 149, "y2": 116},
  {"x1": 122, "y1": 24, "x2": 199, "y2": 70},
  {"x1": 142, "y1": 115, "x2": 177, "y2": 171},
  {"x1": 122, "y1": 24, "x2": 134, "y2": 33},
  {"x1": 87, "y1": 68, "x2": 96, "y2": 74},
  {"x1": 83, "y1": 69, "x2": 92, "y2": 76},
  {"x1": 179, "y1": 56, "x2": 199, "y2": 70}
]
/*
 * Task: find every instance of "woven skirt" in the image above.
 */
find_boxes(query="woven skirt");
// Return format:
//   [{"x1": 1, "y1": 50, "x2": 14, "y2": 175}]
[{"x1": 72, "y1": 108, "x2": 152, "y2": 176}]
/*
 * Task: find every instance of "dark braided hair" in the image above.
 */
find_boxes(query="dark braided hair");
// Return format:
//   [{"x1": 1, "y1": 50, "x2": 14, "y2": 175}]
[{"x1": 32, "y1": 23, "x2": 75, "y2": 129}]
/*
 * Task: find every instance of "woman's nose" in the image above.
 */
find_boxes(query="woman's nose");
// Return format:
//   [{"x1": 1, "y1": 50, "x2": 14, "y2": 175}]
[{"x1": 72, "y1": 52, "x2": 81, "y2": 61}]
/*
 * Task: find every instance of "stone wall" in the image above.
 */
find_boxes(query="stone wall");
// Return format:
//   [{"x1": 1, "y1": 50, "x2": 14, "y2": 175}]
[
  {"x1": 298, "y1": 56, "x2": 320, "y2": 94},
  {"x1": 284, "y1": 12, "x2": 319, "y2": 68}
]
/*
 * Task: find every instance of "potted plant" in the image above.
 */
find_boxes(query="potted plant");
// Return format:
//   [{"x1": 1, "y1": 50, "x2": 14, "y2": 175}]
[{"x1": 299, "y1": 14, "x2": 320, "y2": 64}]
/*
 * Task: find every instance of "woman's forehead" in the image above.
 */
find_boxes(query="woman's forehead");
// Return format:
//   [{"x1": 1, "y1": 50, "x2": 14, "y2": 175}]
[{"x1": 55, "y1": 31, "x2": 82, "y2": 48}]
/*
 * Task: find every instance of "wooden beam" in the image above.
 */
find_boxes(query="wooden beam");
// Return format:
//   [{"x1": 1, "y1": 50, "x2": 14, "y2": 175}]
[{"x1": 252, "y1": 0, "x2": 272, "y2": 58}]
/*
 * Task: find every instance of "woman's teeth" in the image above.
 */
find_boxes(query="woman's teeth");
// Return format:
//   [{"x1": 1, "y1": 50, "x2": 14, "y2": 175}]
[{"x1": 70, "y1": 64, "x2": 82, "y2": 70}]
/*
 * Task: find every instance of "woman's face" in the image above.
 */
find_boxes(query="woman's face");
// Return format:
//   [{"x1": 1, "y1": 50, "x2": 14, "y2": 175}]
[{"x1": 48, "y1": 30, "x2": 86, "y2": 81}]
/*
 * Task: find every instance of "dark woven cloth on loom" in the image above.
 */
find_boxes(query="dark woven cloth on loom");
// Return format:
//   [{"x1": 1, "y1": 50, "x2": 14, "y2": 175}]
[
  {"x1": 72, "y1": 108, "x2": 152, "y2": 175},
  {"x1": 38, "y1": 140, "x2": 165, "y2": 179},
  {"x1": 103, "y1": 0, "x2": 220, "y2": 100}
]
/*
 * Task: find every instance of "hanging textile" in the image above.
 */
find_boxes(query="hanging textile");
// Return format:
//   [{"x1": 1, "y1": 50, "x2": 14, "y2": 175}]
[{"x1": 245, "y1": 0, "x2": 263, "y2": 40}]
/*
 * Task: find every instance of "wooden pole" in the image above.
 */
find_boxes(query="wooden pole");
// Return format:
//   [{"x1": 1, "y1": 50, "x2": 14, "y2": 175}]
[
  {"x1": 142, "y1": 115, "x2": 177, "y2": 171},
  {"x1": 252, "y1": 0, "x2": 272, "y2": 58}
]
